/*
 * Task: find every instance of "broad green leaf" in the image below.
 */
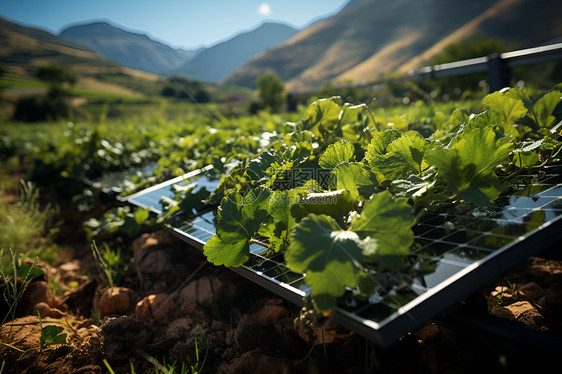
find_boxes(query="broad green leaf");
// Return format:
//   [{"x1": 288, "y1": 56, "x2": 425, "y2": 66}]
[
  {"x1": 246, "y1": 151, "x2": 277, "y2": 183},
  {"x1": 460, "y1": 172, "x2": 506, "y2": 206},
  {"x1": 286, "y1": 141, "x2": 314, "y2": 164},
  {"x1": 504, "y1": 87, "x2": 538, "y2": 110},
  {"x1": 177, "y1": 187, "x2": 210, "y2": 215},
  {"x1": 340, "y1": 103, "x2": 376, "y2": 140},
  {"x1": 365, "y1": 129, "x2": 401, "y2": 156},
  {"x1": 203, "y1": 188, "x2": 270, "y2": 267},
  {"x1": 203, "y1": 231, "x2": 250, "y2": 267},
  {"x1": 350, "y1": 191, "x2": 414, "y2": 269},
  {"x1": 513, "y1": 151, "x2": 539, "y2": 168},
  {"x1": 119, "y1": 214, "x2": 140, "y2": 238},
  {"x1": 286, "y1": 191, "x2": 413, "y2": 310},
  {"x1": 430, "y1": 111, "x2": 449, "y2": 131},
  {"x1": 302, "y1": 179, "x2": 324, "y2": 192},
  {"x1": 40, "y1": 325, "x2": 67, "y2": 347},
  {"x1": 258, "y1": 190, "x2": 303, "y2": 252},
  {"x1": 455, "y1": 126, "x2": 513, "y2": 170},
  {"x1": 387, "y1": 134, "x2": 429, "y2": 172},
  {"x1": 294, "y1": 189, "x2": 355, "y2": 227},
  {"x1": 338, "y1": 103, "x2": 369, "y2": 127},
  {"x1": 217, "y1": 188, "x2": 270, "y2": 234},
  {"x1": 285, "y1": 130, "x2": 314, "y2": 145},
  {"x1": 447, "y1": 108, "x2": 470, "y2": 128},
  {"x1": 524, "y1": 209, "x2": 546, "y2": 229},
  {"x1": 357, "y1": 271, "x2": 377, "y2": 297},
  {"x1": 462, "y1": 107, "x2": 518, "y2": 139},
  {"x1": 160, "y1": 193, "x2": 204, "y2": 220},
  {"x1": 17, "y1": 265, "x2": 44, "y2": 281},
  {"x1": 458, "y1": 110, "x2": 500, "y2": 134},
  {"x1": 332, "y1": 162, "x2": 377, "y2": 202},
  {"x1": 247, "y1": 147, "x2": 313, "y2": 190},
  {"x1": 300, "y1": 98, "x2": 341, "y2": 132},
  {"x1": 533, "y1": 90, "x2": 562, "y2": 128},
  {"x1": 483, "y1": 91, "x2": 528, "y2": 127},
  {"x1": 133, "y1": 207, "x2": 150, "y2": 225},
  {"x1": 319, "y1": 140, "x2": 355, "y2": 169},
  {"x1": 425, "y1": 126, "x2": 513, "y2": 205},
  {"x1": 265, "y1": 160, "x2": 294, "y2": 189},
  {"x1": 385, "y1": 115, "x2": 409, "y2": 131},
  {"x1": 390, "y1": 175, "x2": 433, "y2": 198},
  {"x1": 286, "y1": 214, "x2": 366, "y2": 311},
  {"x1": 365, "y1": 133, "x2": 429, "y2": 182}
]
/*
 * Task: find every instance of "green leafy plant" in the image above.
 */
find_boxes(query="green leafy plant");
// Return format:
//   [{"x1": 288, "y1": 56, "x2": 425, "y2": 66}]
[
  {"x1": 91, "y1": 241, "x2": 129, "y2": 288},
  {"x1": 198, "y1": 86, "x2": 562, "y2": 313},
  {"x1": 0, "y1": 181, "x2": 58, "y2": 267},
  {"x1": 83, "y1": 206, "x2": 155, "y2": 241},
  {"x1": 3, "y1": 76, "x2": 562, "y2": 317},
  {"x1": 425, "y1": 124, "x2": 513, "y2": 206},
  {"x1": 1, "y1": 250, "x2": 40, "y2": 330},
  {"x1": 38, "y1": 310, "x2": 67, "y2": 352},
  {"x1": 285, "y1": 192, "x2": 414, "y2": 310}
]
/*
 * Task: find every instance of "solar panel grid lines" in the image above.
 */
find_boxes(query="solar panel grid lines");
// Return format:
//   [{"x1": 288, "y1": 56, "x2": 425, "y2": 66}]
[
  {"x1": 123, "y1": 164, "x2": 562, "y2": 347},
  {"x1": 125, "y1": 165, "x2": 216, "y2": 214}
]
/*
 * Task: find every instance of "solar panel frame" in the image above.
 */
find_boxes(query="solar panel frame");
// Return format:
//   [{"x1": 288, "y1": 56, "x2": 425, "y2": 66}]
[{"x1": 124, "y1": 164, "x2": 562, "y2": 347}]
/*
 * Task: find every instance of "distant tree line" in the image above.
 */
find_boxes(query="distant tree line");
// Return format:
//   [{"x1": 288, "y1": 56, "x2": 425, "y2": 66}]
[
  {"x1": 160, "y1": 76, "x2": 210, "y2": 103},
  {"x1": 13, "y1": 65, "x2": 76, "y2": 122},
  {"x1": 247, "y1": 72, "x2": 285, "y2": 114}
]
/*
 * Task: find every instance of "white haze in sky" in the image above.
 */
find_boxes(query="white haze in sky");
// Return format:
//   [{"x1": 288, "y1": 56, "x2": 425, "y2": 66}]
[{"x1": 257, "y1": 3, "x2": 272, "y2": 16}]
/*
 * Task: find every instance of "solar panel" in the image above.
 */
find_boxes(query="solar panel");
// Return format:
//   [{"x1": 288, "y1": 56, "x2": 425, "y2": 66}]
[
  {"x1": 125, "y1": 164, "x2": 562, "y2": 347},
  {"x1": 125, "y1": 165, "x2": 215, "y2": 213}
]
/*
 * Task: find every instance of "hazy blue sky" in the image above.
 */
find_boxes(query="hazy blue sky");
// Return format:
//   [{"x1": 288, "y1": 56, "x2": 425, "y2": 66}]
[{"x1": 0, "y1": 0, "x2": 350, "y2": 49}]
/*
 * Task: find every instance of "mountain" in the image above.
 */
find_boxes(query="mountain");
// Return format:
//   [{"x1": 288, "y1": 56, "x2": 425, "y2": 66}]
[
  {"x1": 0, "y1": 16, "x2": 105, "y2": 68},
  {"x1": 0, "y1": 17, "x2": 163, "y2": 96},
  {"x1": 173, "y1": 22, "x2": 298, "y2": 83},
  {"x1": 223, "y1": 0, "x2": 562, "y2": 91},
  {"x1": 60, "y1": 21, "x2": 201, "y2": 75},
  {"x1": 396, "y1": 0, "x2": 562, "y2": 74}
]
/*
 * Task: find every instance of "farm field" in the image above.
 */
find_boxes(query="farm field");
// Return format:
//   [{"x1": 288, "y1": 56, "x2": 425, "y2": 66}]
[{"x1": 1, "y1": 84, "x2": 562, "y2": 373}]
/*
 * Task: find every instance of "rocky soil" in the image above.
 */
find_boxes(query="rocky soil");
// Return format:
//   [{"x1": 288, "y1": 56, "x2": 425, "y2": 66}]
[{"x1": 1, "y1": 199, "x2": 562, "y2": 373}]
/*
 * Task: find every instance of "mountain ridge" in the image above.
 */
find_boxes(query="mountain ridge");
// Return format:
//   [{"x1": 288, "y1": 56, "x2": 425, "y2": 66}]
[
  {"x1": 0, "y1": 16, "x2": 165, "y2": 101},
  {"x1": 174, "y1": 22, "x2": 298, "y2": 83},
  {"x1": 4, "y1": 0, "x2": 561, "y2": 93},
  {"x1": 59, "y1": 21, "x2": 199, "y2": 75},
  {"x1": 223, "y1": 0, "x2": 562, "y2": 91},
  {"x1": 58, "y1": 20, "x2": 299, "y2": 83}
]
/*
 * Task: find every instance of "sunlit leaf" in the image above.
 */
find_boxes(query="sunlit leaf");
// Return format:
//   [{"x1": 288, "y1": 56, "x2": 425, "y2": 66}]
[
  {"x1": 258, "y1": 190, "x2": 303, "y2": 252},
  {"x1": 203, "y1": 188, "x2": 270, "y2": 267},
  {"x1": 319, "y1": 140, "x2": 355, "y2": 169},
  {"x1": 332, "y1": 162, "x2": 377, "y2": 201},
  {"x1": 350, "y1": 191, "x2": 414, "y2": 269},
  {"x1": 425, "y1": 126, "x2": 513, "y2": 205},
  {"x1": 483, "y1": 91, "x2": 528, "y2": 127},
  {"x1": 365, "y1": 132, "x2": 429, "y2": 182},
  {"x1": 533, "y1": 90, "x2": 562, "y2": 128},
  {"x1": 513, "y1": 151, "x2": 539, "y2": 168},
  {"x1": 286, "y1": 214, "x2": 365, "y2": 311}
]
